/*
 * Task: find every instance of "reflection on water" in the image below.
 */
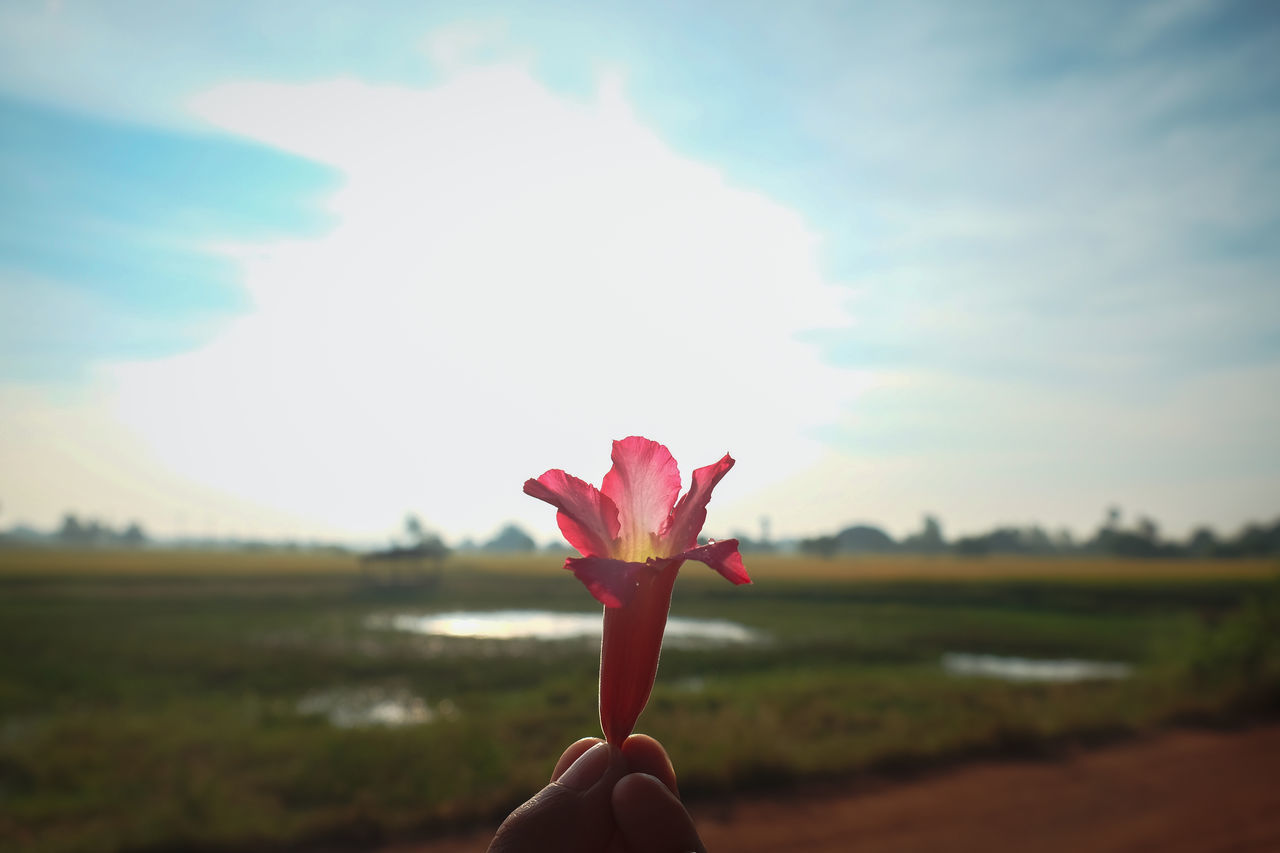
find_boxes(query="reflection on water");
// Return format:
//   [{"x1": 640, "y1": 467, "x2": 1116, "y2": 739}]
[
  {"x1": 942, "y1": 652, "x2": 1133, "y2": 682},
  {"x1": 296, "y1": 687, "x2": 457, "y2": 728},
  {"x1": 372, "y1": 609, "x2": 761, "y2": 648}
]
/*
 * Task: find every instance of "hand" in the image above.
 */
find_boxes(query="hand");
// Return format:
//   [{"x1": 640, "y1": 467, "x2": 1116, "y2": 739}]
[{"x1": 488, "y1": 734, "x2": 707, "y2": 853}]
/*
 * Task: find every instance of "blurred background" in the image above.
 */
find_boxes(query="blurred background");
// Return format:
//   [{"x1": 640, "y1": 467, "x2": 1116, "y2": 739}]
[{"x1": 1, "y1": 1, "x2": 1278, "y2": 851}]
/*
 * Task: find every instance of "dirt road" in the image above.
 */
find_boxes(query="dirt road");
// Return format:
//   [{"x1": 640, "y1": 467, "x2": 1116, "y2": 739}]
[{"x1": 392, "y1": 724, "x2": 1280, "y2": 852}]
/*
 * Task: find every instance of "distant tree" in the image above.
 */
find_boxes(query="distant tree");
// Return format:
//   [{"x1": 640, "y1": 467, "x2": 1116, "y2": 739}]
[
  {"x1": 1097, "y1": 524, "x2": 1165, "y2": 558},
  {"x1": 954, "y1": 534, "x2": 989, "y2": 556},
  {"x1": 483, "y1": 523, "x2": 537, "y2": 553},
  {"x1": 58, "y1": 514, "x2": 91, "y2": 545},
  {"x1": 902, "y1": 514, "x2": 945, "y2": 553},
  {"x1": 834, "y1": 524, "x2": 897, "y2": 553},
  {"x1": 1105, "y1": 506, "x2": 1122, "y2": 531},
  {"x1": 1187, "y1": 527, "x2": 1219, "y2": 557},
  {"x1": 1082, "y1": 511, "x2": 1174, "y2": 557},
  {"x1": 731, "y1": 531, "x2": 776, "y2": 554},
  {"x1": 418, "y1": 533, "x2": 450, "y2": 561},
  {"x1": 922, "y1": 515, "x2": 944, "y2": 548},
  {"x1": 954, "y1": 526, "x2": 1056, "y2": 556},
  {"x1": 1231, "y1": 520, "x2": 1280, "y2": 556},
  {"x1": 399, "y1": 513, "x2": 449, "y2": 559},
  {"x1": 404, "y1": 513, "x2": 425, "y2": 544},
  {"x1": 59, "y1": 513, "x2": 80, "y2": 542},
  {"x1": 1022, "y1": 525, "x2": 1054, "y2": 553},
  {"x1": 542, "y1": 538, "x2": 573, "y2": 554},
  {"x1": 799, "y1": 535, "x2": 839, "y2": 558},
  {"x1": 121, "y1": 522, "x2": 148, "y2": 548}
]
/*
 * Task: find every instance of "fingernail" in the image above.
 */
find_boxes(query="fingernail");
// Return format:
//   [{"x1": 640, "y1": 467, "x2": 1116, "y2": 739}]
[{"x1": 559, "y1": 743, "x2": 612, "y2": 791}]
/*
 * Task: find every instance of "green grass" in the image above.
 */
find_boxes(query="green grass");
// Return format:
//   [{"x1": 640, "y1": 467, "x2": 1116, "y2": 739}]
[{"x1": 0, "y1": 549, "x2": 1277, "y2": 852}]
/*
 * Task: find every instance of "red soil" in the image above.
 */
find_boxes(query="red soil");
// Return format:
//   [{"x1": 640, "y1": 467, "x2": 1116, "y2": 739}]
[{"x1": 391, "y1": 724, "x2": 1280, "y2": 852}]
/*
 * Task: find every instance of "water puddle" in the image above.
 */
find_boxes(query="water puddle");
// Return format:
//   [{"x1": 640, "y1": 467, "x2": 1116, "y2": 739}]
[
  {"x1": 370, "y1": 609, "x2": 762, "y2": 649},
  {"x1": 941, "y1": 652, "x2": 1133, "y2": 683},
  {"x1": 296, "y1": 687, "x2": 457, "y2": 728}
]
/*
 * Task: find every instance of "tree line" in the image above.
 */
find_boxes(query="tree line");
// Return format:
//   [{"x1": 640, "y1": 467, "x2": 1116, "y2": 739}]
[
  {"x1": 0, "y1": 513, "x2": 151, "y2": 548},
  {"x1": 3, "y1": 507, "x2": 1278, "y2": 559},
  {"x1": 789, "y1": 509, "x2": 1280, "y2": 558}
]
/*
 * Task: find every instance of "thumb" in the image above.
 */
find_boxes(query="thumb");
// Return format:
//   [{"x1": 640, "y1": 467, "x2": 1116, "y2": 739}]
[
  {"x1": 612, "y1": 772, "x2": 707, "y2": 853},
  {"x1": 489, "y1": 742, "x2": 626, "y2": 853}
]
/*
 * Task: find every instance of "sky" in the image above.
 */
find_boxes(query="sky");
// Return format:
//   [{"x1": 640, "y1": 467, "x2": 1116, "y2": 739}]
[{"x1": 1, "y1": 0, "x2": 1277, "y2": 546}]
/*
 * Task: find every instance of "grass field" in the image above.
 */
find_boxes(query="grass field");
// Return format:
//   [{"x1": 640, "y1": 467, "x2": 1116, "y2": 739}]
[{"x1": 1, "y1": 549, "x2": 1277, "y2": 852}]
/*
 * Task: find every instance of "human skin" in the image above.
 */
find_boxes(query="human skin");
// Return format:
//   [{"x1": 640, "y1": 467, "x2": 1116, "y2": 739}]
[{"x1": 488, "y1": 735, "x2": 706, "y2": 853}]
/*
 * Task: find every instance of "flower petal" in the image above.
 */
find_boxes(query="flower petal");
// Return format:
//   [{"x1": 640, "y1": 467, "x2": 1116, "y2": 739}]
[
  {"x1": 601, "y1": 437, "x2": 682, "y2": 560},
  {"x1": 523, "y1": 471, "x2": 620, "y2": 558},
  {"x1": 674, "y1": 538, "x2": 751, "y2": 586},
  {"x1": 662, "y1": 453, "x2": 735, "y2": 552},
  {"x1": 564, "y1": 556, "x2": 650, "y2": 608}
]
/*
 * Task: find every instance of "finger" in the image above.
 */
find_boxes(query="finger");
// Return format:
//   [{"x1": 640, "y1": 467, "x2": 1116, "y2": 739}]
[
  {"x1": 620, "y1": 734, "x2": 679, "y2": 796},
  {"x1": 613, "y1": 772, "x2": 706, "y2": 853},
  {"x1": 489, "y1": 742, "x2": 627, "y2": 853},
  {"x1": 552, "y1": 737, "x2": 604, "y2": 782}
]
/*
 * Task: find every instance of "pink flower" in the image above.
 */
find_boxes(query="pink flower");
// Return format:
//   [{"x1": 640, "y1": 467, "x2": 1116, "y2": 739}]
[{"x1": 524, "y1": 436, "x2": 751, "y2": 744}]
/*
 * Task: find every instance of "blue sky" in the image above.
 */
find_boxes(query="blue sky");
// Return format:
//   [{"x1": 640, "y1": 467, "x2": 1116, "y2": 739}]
[
  {"x1": 0, "y1": 0, "x2": 1277, "y2": 544},
  {"x1": 1, "y1": 94, "x2": 337, "y2": 379}
]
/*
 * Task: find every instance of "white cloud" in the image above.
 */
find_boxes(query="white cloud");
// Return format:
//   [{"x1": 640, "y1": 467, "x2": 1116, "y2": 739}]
[{"x1": 89, "y1": 65, "x2": 852, "y2": 542}]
